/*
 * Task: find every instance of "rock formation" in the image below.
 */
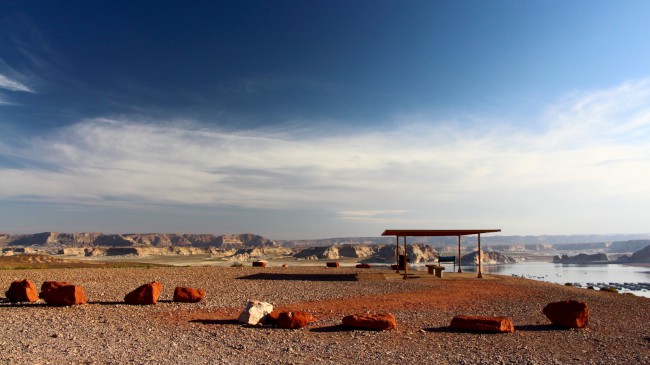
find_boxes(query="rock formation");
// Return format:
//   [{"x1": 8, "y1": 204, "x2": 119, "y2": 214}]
[
  {"x1": 124, "y1": 281, "x2": 163, "y2": 305},
  {"x1": 543, "y1": 300, "x2": 589, "y2": 328},
  {"x1": 173, "y1": 287, "x2": 206, "y2": 303},
  {"x1": 552, "y1": 253, "x2": 609, "y2": 264},
  {"x1": 5, "y1": 279, "x2": 39, "y2": 303},
  {"x1": 341, "y1": 313, "x2": 397, "y2": 331},
  {"x1": 450, "y1": 315, "x2": 515, "y2": 333},
  {"x1": 616, "y1": 245, "x2": 650, "y2": 263},
  {"x1": 42, "y1": 285, "x2": 87, "y2": 306},
  {"x1": 460, "y1": 250, "x2": 517, "y2": 265},
  {"x1": 276, "y1": 311, "x2": 317, "y2": 329},
  {"x1": 238, "y1": 300, "x2": 273, "y2": 325}
]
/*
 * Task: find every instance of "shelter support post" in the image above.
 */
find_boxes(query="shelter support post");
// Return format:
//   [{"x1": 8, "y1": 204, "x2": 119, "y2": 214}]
[
  {"x1": 457, "y1": 235, "x2": 462, "y2": 273},
  {"x1": 477, "y1": 233, "x2": 482, "y2": 279},
  {"x1": 403, "y1": 236, "x2": 408, "y2": 279},
  {"x1": 395, "y1": 236, "x2": 399, "y2": 273}
]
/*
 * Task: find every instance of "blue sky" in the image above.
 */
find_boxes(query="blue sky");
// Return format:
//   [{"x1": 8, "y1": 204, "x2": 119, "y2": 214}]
[{"x1": 1, "y1": 1, "x2": 650, "y2": 239}]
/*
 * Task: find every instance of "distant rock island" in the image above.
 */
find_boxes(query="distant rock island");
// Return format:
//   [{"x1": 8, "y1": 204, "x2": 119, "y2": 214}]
[{"x1": 553, "y1": 253, "x2": 610, "y2": 264}]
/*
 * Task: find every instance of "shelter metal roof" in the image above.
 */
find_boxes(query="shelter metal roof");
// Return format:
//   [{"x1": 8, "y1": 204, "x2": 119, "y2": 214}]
[{"x1": 381, "y1": 229, "x2": 501, "y2": 237}]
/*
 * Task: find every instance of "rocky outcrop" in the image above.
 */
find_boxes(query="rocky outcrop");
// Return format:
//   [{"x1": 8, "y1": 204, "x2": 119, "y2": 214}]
[
  {"x1": 173, "y1": 287, "x2": 206, "y2": 303},
  {"x1": 124, "y1": 282, "x2": 162, "y2": 305},
  {"x1": 450, "y1": 315, "x2": 515, "y2": 333},
  {"x1": 238, "y1": 300, "x2": 273, "y2": 325},
  {"x1": 617, "y1": 245, "x2": 650, "y2": 263},
  {"x1": 5, "y1": 279, "x2": 39, "y2": 303},
  {"x1": 553, "y1": 253, "x2": 609, "y2": 264},
  {"x1": 461, "y1": 250, "x2": 517, "y2": 265},
  {"x1": 342, "y1": 313, "x2": 397, "y2": 331},
  {"x1": 543, "y1": 300, "x2": 589, "y2": 328}
]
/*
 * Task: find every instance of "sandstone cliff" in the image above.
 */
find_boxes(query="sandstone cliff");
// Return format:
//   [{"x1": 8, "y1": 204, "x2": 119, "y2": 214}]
[
  {"x1": 0, "y1": 232, "x2": 277, "y2": 249},
  {"x1": 460, "y1": 250, "x2": 517, "y2": 265}
]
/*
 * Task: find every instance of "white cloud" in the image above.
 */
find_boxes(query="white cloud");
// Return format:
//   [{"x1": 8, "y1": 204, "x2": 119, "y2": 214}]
[
  {"x1": 1, "y1": 79, "x2": 650, "y2": 234},
  {"x1": 0, "y1": 73, "x2": 33, "y2": 92}
]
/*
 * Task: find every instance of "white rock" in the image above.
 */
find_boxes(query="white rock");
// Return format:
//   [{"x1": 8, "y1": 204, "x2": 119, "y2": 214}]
[{"x1": 237, "y1": 300, "x2": 273, "y2": 325}]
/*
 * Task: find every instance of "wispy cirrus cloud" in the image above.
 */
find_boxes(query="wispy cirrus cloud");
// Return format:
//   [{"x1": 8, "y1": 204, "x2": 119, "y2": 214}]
[
  {"x1": 1, "y1": 78, "x2": 650, "y2": 234},
  {"x1": 0, "y1": 73, "x2": 33, "y2": 92}
]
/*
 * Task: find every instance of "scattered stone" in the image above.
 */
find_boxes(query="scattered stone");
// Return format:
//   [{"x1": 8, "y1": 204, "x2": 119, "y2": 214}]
[
  {"x1": 173, "y1": 286, "x2": 206, "y2": 303},
  {"x1": 42, "y1": 285, "x2": 87, "y2": 306},
  {"x1": 450, "y1": 315, "x2": 515, "y2": 333},
  {"x1": 5, "y1": 279, "x2": 39, "y2": 303},
  {"x1": 543, "y1": 300, "x2": 589, "y2": 329},
  {"x1": 355, "y1": 264, "x2": 371, "y2": 269},
  {"x1": 277, "y1": 311, "x2": 317, "y2": 329},
  {"x1": 238, "y1": 300, "x2": 273, "y2": 325},
  {"x1": 124, "y1": 281, "x2": 163, "y2": 305},
  {"x1": 326, "y1": 262, "x2": 340, "y2": 268},
  {"x1": 342, "y1": 313, "x2": 397, "y2": 331},
  {"x1": 252, "y1": 261, "x2": 266, "y2": 267},
  {"x1": 282, "y1": 264, "x2": 289, "y2": 268}
]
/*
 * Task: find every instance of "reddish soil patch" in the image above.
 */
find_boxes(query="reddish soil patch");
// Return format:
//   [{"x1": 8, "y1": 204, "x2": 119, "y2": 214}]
[{"x1": 159, "y1": 279, "x2": 539, "y2": 327}]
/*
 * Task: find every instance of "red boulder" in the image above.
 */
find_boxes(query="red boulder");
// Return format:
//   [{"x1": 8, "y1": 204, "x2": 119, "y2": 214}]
[
  {"x1": 265, "y1": 309, "x2": 287, "y2": 326},
  {"x1": 40, "y1": 281, "x2": 71, "y2": 302},
  {"x1": 42, "y1": 285, "x2": 87, "y2": 306},
  {"x1": 342, "y1": 313, "x2": 397, "y2": 331},
  {"x1": 326, "y1": 262, "x2": 340, "y2": 268},
  {"x1": 277, "y1": 311, "x2": 317, "y2": 329},
  {"x1": 124, "y1": 281, "x2": 163, "y2": 305},
  {"x1": 173, "y1": 286, "x2": 206, "y2": 303},
  {"x1": 252, "y1": 261, "x2": 266, "y2": 267},
  {"x1": 5, "y1": 279, "x2": 39, "y2": 303},
  {"x1": 543, "y1": 300, "x2": 589, "y2": 328},
  {"x1": 450, "y1": 315, "x2": 515, "y2": 333},
  {"x1": 356, "y1": 264, "x2": 371, "y2": 269}
]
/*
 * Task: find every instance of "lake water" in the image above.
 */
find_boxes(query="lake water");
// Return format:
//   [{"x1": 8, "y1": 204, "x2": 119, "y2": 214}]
[{"x1": 453, "y1": 262, "x2": 650, "y2": 298}]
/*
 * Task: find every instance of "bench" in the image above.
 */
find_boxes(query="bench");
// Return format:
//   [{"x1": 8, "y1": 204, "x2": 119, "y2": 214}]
[
  {"x1": 425, "y1": 265, "x2": 445, "y2": 278},
  {"x1": 438, "y1": 256, "x2": 456, "y2": 271}
]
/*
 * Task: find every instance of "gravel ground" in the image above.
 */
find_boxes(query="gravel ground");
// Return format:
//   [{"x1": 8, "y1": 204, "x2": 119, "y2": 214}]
[{"x1": 1, "y1": 266, "x2": 649, "y2": 364}]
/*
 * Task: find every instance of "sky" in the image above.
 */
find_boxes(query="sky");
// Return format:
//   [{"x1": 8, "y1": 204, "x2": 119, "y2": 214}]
[{"x1": 1, "y1": 1, "x2": 650, "y2": 239}]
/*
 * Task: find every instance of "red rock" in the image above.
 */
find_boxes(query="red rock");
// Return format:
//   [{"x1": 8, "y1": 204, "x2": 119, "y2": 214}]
[
  {"x1": 356, "y1": 264, "x2": 371, "y2": 269},
  {"x1": 40, "y1": 281, "x2": 71, "y2": 302},
  {"x1": 5, "y1": 279, "x2": 39, "y2": 303},
  {"x1": 124, "y1": 281, "x2": 162, "y2": 305},
  {"x1": 42, "y1": 285, "x2": 87, "y2": 306},
  {"x1": 265, "y1": 309, "x2": 288, "y2": 325},
  {"x1": 282, "y1": 264, "x2": 289, "y2": 268},
  {"x1": 326, "y1": 262, "x2": 340, "y2": 268},
  {"x1": 277, "y1": 311, "x2": 317, "y2": 329},
  {"x1": 342, "y1": 313, "x2": 397, "y2": 331},
  {"x1": 252, "y1": 261, "x2": 266, "y2": 267},
  {"x1": 543, "y1": 300, "x2": 589, "y2": 328},
  {"x1": 450, "y1": 315, "x2": 514, "y2": 333},
  {"x1": 173, "y1": 286, "x2": 206, "y2": 303}
]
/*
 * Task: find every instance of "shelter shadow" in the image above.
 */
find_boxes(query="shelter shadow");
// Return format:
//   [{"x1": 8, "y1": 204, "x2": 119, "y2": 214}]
[{"x1": 237, "y1": 273, "x2": 358, "y2": 282}]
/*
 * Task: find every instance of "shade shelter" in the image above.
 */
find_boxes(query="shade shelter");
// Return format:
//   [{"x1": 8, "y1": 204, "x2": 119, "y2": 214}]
[{"x1": 381, "y1": 229, "x2": 501, "y2": 279}]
